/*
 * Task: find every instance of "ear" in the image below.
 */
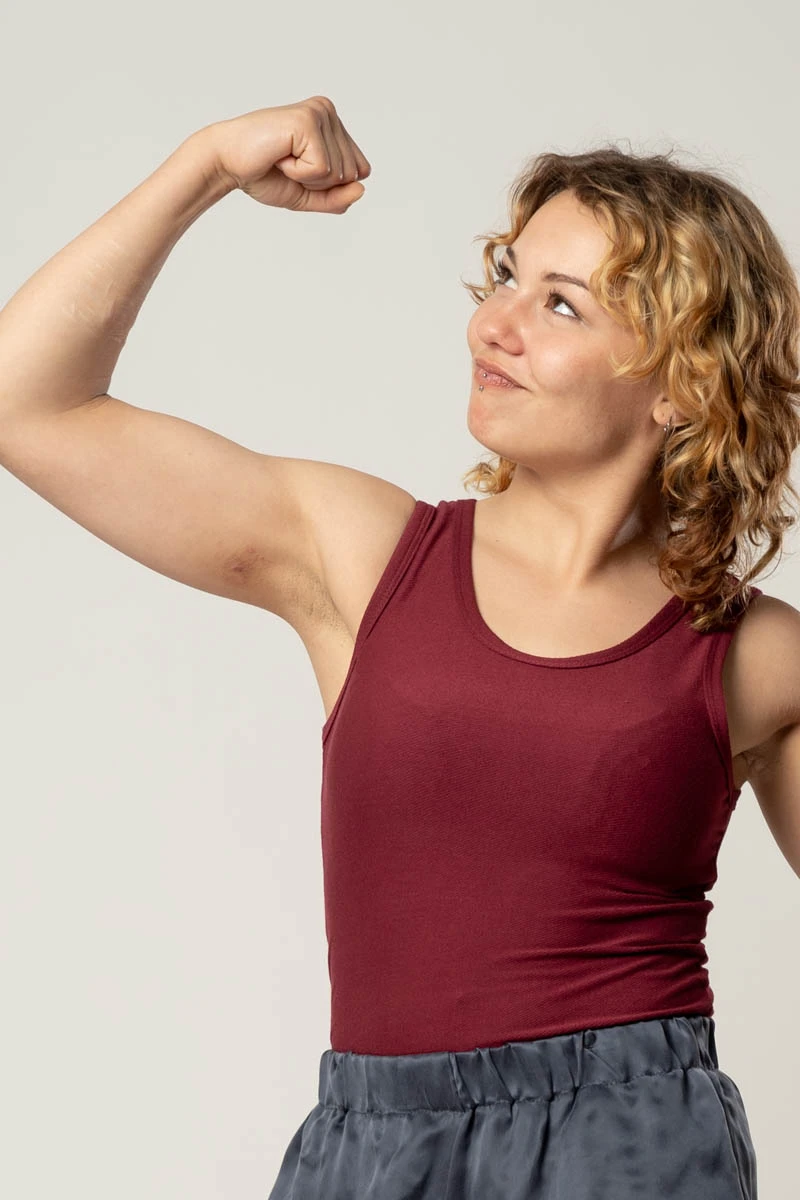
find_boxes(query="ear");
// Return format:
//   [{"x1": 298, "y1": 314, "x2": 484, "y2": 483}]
[{"x1": 653, "y1": 401, "x2": 687, "y2": 429}]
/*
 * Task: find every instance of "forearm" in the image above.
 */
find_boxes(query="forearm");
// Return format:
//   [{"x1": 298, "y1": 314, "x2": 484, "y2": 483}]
[{"x1": 0, "y1": 124, "x2": 234, "y2": 420}]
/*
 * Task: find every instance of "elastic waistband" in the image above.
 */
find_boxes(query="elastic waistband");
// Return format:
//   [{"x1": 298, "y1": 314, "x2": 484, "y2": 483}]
[{"x1": 317, "y1": 1014, "x2": 720, "y2": 1114}]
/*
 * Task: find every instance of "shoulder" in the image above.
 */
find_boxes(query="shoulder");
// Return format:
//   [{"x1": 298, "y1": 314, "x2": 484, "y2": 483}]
[
  {"x1": 727, "y1": 590, "x2": 800, "y2": 747},
  {"x1": 726, "y1": 592, "x2": 800, "y2": 874}
]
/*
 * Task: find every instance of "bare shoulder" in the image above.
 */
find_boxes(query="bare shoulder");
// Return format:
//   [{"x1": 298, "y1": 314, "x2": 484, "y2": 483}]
[{"x1": 726, "y1": 590, "x2": 800, "y2": 763}]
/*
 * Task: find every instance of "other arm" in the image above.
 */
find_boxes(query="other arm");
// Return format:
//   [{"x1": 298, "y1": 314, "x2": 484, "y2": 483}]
[{"x1": 731, "y1": 595, "x2": 800, "y2": 878}]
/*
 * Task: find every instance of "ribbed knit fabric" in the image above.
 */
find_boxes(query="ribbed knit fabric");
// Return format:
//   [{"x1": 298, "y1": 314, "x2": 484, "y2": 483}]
[{"x1": 320, "y1": 498, "x2": 761, "y2": 1056}]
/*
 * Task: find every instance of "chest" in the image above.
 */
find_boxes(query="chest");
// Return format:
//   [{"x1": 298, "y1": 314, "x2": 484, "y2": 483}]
[{"x1": 297, "y1": 550, "x2": 757, "y2": 791}]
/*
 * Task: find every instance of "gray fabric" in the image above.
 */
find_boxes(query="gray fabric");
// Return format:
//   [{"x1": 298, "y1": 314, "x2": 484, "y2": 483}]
[{"x1": 268, "y1": 1014, "x2": 757, "y2": 1199}]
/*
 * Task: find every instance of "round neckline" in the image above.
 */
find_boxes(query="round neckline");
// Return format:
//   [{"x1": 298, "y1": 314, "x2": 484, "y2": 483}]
[{"x1": 455, "y1": 497, "x2": 687, "y2": 668}]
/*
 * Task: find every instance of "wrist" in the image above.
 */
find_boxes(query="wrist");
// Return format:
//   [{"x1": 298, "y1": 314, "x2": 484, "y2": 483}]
[{"x1": 179, "y1": 124, "x2": 238, "y2": 203}]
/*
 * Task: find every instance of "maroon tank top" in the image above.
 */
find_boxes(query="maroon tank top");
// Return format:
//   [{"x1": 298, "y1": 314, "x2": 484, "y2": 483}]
[{"x1": 320, "y1": 498, "x2": 761, "y2": 1055}]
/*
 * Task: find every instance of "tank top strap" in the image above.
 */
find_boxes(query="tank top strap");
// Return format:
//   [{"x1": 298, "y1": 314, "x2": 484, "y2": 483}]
[
  {"x1": 321, "y1": 497, "x2": 439, "y2": 745},
  {"x1": 355, "y1": 498, "x2": 439, "y2": 651}
]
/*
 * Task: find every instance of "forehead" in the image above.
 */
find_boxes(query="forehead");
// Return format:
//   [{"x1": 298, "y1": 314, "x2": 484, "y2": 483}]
[{"x1": 513, "y1": 189, "x2": 612, "y2": 270}]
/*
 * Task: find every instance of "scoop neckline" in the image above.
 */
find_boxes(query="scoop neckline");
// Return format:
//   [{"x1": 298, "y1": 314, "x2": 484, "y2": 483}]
[{"x1": 455, "y1": 497, "x2": 687, "y2": 668}]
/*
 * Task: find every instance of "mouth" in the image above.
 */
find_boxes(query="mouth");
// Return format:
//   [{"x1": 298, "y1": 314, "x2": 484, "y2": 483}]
[{"x1": 473, "y1": 359, "x2": 522, "y2": 389}]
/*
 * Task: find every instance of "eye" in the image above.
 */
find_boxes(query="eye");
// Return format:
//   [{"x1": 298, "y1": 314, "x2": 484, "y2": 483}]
[
  {"x1": 490, "y1": 259, "x2": 580, "y2": 320},
  {"x1": 490, "y1": 260, "x2": 517, "y2": 289},
  {"x1": 545, "y1": 288, "x2": 579, "y2": 320}
]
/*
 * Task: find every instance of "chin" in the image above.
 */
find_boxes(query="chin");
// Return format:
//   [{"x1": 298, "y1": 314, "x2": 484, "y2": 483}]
[
  {"x1": 467, "y1": 401, "x2": 499, "y2": 442},
  {"x1": 466, "y1": 406, "x2": 517, "y2": 459}
]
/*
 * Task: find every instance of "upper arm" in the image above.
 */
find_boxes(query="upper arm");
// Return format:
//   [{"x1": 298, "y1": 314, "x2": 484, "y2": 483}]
[
  {"x1": 745, "y1": 720, "x2": 800, "y2": 877},
  {"x1": 0, "y1": 392, "x2": 416, "y2": 626},
  {"x1": 732, "y1": 594, "x2": 800, "y2": 878}
]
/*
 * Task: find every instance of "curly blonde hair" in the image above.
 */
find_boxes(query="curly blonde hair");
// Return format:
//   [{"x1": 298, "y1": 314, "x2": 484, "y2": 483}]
[{"x1": 461, "y1": 144, "x2": 800, "y2": 632}]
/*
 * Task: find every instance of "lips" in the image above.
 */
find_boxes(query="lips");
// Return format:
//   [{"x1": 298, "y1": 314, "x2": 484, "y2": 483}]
[{"x1": 474, "y1": 357, "x2": 522, "y2": 388}]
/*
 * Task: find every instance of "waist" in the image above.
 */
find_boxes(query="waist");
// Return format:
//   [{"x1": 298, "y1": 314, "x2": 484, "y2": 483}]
[
  {"x1": 320, "y1": 1013, "x2": 720, "y2": 1109},
  {"x1": 327, "y1": 940, "x2": 715, "y2": 1055}
]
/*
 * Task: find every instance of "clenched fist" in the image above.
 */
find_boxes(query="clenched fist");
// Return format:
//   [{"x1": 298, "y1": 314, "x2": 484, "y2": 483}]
[{"x1": 206, "y1": 95, "x2": 372, "y2": 214}]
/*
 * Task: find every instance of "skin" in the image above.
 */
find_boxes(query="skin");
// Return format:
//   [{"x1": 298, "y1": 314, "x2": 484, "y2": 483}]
[{"x1": 465, "y1": 186, "x2": 683, "y2": 600}]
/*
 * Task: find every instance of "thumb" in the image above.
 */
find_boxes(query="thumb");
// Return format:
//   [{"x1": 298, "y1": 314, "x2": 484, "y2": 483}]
[
  {"x1": 338, "y1": 180, "x2": 366, "y2": 204},
  {"x1": 314, "y1": 179, "x2": 367, "y2": 212}
]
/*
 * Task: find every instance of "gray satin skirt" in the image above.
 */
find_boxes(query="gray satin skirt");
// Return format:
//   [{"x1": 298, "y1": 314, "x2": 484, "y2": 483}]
[{"x1": 267, "y1": 1013, "x2": 757, "y2": 1199}]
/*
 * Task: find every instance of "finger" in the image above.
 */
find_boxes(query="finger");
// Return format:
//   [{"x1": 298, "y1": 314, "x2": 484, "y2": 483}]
[
  {"x1": 278, "y1": 104, "x2": 331, "y2": 180},
  {"x1": 317, "y1": 104, "x2": 346, "y2": 182},
  {"x1": 328, "y1": 110, "x2": 370, "y2": 183},
  {"x1": 348, "y1": 139, "x2": 372, "y2": 182},
  {"x1": 328, "y1": 113, "x2": 359, "y2": 183},
  {"x1": 316, "y1": 99, "x2": 352, "y2": 182},
  {"x1": 338, "y1": 138, "x2": 358, "y2": 185}
]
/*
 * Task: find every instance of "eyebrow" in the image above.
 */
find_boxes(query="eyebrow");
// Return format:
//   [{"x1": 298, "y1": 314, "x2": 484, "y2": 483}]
[{"x1": 505, "y1": 246, "x2": 589, "y2": 292}]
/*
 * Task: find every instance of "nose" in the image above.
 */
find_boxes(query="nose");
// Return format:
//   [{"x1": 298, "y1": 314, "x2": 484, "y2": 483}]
[{"x1": 470, "y1": 294, "x2": 528, "y2": 359}]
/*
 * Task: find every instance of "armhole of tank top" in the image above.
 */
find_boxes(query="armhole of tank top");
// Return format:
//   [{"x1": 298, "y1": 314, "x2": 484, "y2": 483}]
[
  {"x1": 320, "y1": 497, "x2": 437, "y2": 746},
  {"x1": 701, "y1": 586, "x2": 763, "y2": 809},
  {"x1": 702, "y1": 629, "x2": 738, "y2": 808}
]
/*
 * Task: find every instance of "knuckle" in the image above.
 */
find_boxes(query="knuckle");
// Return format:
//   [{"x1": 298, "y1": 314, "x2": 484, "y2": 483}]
[{"x1": 302, "y1": 99, "x2": 324, "y2": 125}]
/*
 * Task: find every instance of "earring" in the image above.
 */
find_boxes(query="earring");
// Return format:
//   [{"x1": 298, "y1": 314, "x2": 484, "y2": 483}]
[{"x1": 663, "y1": 415, "x2": 673, "y2": 436}]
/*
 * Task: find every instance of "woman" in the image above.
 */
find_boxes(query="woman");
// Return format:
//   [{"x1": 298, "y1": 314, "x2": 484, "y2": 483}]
[{"x1": 1, "y1": 96, "x2": 798, "y2": 1198}]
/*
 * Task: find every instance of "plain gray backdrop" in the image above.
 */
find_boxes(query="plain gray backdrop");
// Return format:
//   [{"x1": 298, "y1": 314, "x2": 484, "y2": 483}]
[{"x1": 1, "y1": 1, "x2": 799, "y2": 1197}]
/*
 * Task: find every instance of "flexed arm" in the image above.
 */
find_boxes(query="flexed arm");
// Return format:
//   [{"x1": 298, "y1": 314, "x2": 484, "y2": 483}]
[{"x1": 0, "y1": 99, "x2": 382, "y2": 622}]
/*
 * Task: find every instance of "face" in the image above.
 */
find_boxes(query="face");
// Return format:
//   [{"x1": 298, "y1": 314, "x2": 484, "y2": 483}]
[{"x1": 466, "y1": 188, "x2": 670, "y2": 475}]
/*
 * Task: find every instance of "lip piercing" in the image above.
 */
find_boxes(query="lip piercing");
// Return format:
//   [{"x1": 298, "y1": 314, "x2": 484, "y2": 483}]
[{"x1": 478, "y1": 370, "x2": 487, "y2": 392}]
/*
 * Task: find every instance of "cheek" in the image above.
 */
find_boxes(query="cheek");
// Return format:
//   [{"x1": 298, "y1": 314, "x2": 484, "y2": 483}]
[
  {"x1": 466, "y1": 309, "x2": 482, "y2": 349},
  {"x1": 529, "y1": 339, "x2": 597, "y2": 392}
]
